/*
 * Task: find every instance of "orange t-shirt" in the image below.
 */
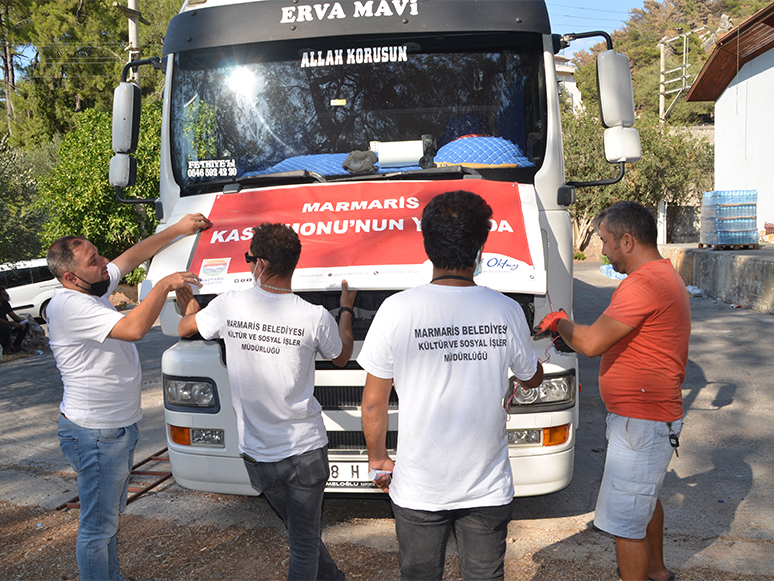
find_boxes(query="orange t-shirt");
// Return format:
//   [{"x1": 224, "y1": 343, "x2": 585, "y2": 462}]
[{"x1": 599, "y1": 259, "x2": 691, "y2": 421}]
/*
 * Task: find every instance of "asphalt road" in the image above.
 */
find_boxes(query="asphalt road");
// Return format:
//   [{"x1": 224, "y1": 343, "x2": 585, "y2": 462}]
[{"x1": 1, "y1": 261, "x2": 773, "y2": 579}]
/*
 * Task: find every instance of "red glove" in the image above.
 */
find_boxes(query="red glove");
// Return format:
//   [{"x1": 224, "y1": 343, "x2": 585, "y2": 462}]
[{"x1": 534, "y1": 309, "x2": 569, "y2": 337}]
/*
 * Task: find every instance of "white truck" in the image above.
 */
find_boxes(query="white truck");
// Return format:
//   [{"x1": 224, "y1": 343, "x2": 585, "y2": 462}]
[{"x1": 110, "y1": 0, "x2": 640, "y2": 496}]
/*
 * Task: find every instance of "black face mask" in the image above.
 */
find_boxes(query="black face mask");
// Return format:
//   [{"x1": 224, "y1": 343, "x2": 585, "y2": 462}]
[{"x1": 73, "y1": 273, "x2": 111, "y2": 297}]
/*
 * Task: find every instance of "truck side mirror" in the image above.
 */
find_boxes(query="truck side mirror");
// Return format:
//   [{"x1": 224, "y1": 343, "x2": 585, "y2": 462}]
[
  {"x1": 564, "y1": 32, "x2": 642, "y2": 188},
  {"x1": 596, "y1": 50, "x2": 635, "y2": 129},
  {"x1": 112, "y1": 82, "x2": 141, "y2": 154},
  {"x1": 109, "y1": 154, "x2": 137, "y2": 188},
  {"x1": 597, "y1": 50, "x2": 640, "y2": 163},
  {"x1": 604, "y1": 126, "x2": 641, "y2": 164}
]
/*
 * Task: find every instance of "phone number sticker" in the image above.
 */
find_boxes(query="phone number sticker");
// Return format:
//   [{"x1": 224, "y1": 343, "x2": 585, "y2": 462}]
[{"x1": 187, "y1": 158, "x2": 237, "y2": 179}]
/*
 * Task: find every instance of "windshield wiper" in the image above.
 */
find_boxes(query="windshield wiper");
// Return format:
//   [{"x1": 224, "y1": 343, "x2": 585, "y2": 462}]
[
  {"x1": 210, "y1": 166, "x2": 481, "y2": 195},
  {"x1": 223, "y1": 170, "x2": 327, "y2": 193},
  {"x1": 332, "y1": 165, "x2": 483, "y2": 182}
]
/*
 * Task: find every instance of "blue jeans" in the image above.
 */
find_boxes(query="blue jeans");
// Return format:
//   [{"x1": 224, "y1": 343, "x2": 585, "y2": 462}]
[
  {"x1": 391, "y1": 501, "x2": 512, "y2": 581},
  {"x1": 244, "y1": 446, "x2": 345, "y2": 581},
  {"x1": 58, "y1": 415, "x2": 139, "y2": 581}
]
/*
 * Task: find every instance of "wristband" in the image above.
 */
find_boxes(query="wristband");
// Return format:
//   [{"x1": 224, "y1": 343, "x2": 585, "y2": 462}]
[{"x1": 338, "y1": 306, "x2": 354, "y2": 320}]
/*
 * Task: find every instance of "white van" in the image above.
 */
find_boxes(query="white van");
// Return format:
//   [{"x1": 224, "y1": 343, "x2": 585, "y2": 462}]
[{"x1": 0, "y1": 259, "x2": 59, "y2": 321}]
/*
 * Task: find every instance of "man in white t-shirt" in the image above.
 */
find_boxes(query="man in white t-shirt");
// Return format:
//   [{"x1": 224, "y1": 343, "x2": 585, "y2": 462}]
[
  {"x1": 46, "y1": 213, "x2": 211, "y2": 581},
  {"x1": 359, "y1": 190, "x2": 543, "y2": 581},
  {"x1": 177, "y1": 223, "x2": 356, "y2": 581}
]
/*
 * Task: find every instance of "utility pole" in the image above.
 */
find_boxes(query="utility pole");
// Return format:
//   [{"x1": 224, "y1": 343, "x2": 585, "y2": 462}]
[
  {"x1": 113, "y1": 1, "x2": 150, "y2": 88},
  {"x1": 658, "y1": 25, "x2": 708, "y2": 123},
  {"x1": 659, "y1": 38, "x2": 666, "y2": 123},
  {"x1": 656, "y1": 25, "x2": 709, "y2": 244}
]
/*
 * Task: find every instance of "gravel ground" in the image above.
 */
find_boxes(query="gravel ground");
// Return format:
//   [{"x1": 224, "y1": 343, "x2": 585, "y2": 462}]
[
  {"x1": 2, "y1": 491, "x2": 772, "y2": 581},
  {"x1": 3, "y1": 261, "x2": 774, "y2": 580}
]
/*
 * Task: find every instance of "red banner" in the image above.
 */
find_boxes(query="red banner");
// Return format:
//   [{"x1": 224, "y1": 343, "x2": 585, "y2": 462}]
[{"x1": 188, "y1": 180, "x2": 545, "y2": 293}]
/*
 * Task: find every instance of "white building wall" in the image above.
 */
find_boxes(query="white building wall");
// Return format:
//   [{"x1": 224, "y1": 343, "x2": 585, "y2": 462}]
[
  {"x1": 556, "y1": 65, "x2": 583, "y2": 113},
  {"x1": 715, "y1": 49, "x2": 774, "y2": 231}
]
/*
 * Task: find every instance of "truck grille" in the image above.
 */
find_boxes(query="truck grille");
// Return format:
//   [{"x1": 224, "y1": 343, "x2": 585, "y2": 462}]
[
  {"x1": 328, "y1": 430, "x2": 397, "y2": 451},
  {"x1": 314, "y1": 386, "x2": 398, "y2": 409}
]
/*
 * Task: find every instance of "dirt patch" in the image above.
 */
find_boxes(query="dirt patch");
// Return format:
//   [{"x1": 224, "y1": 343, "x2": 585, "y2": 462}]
[
  {"x1": 110, "y1": 283, "x2": 139, "y2": 310},
  {"x1": 1, "y1": 500, "x2": 771, "y2": 581}
]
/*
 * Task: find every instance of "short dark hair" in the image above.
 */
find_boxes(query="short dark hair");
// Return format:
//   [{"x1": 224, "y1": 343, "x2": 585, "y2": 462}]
[
  {"x1": 249, "y1": 223, "x2": 302, "y2": 278},
  {"x1": 421, "y1": 191, "x2": 493, "y2": 271},
  {"x1": 47, "y1": 236, "x2": 88, "y2": 279},
  {"x1": 594, "y1": 201, "x2": 657, "y2": 248}
]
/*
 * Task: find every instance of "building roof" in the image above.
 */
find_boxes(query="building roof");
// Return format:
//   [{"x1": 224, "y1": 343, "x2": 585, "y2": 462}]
[{"x1": 686, "y1": 2, "x2": 774, "y2": 102}]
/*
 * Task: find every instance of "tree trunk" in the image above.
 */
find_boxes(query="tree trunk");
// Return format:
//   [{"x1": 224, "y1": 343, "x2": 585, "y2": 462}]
[
  {"x1": 1, "y1": 2, "x2": 14, "y2": 135},
  {"x1": 573, "y1": 216, "x2": 593, "y2": 252}
]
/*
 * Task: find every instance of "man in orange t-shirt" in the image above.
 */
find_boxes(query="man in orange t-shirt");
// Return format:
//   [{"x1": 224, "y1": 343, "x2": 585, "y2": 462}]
[{"x1": 535, "y1": 201, "x2": 690, "y2": 581}]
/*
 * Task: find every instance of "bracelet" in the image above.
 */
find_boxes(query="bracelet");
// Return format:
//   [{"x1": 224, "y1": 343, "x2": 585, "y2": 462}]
[{"x1": 338, "y1": 306, "x2": 355, "y2": 318}]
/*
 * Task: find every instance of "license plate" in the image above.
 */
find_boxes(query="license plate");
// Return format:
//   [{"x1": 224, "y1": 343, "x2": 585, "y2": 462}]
[{"x1": 327, "y1": 462, "x2": 377, "y2": 488}]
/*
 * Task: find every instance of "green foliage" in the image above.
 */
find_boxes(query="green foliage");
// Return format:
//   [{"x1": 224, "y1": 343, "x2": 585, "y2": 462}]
[
  {"x1": 183, "y1": 100, "x2": 218, "y2": 160},
  {"x1": 123, "y1": 266, "x2": 147, "y2": 287},
  {"x1": 0, "y1": 134, "x2": 44, "y2": 261},
  {"x1": 562, "y1": 107, "x2": 714, "y2": 250},
  {"x1": 6, "y1": 0, "x2": 181, "y2": 148},
  {"x1": 571, "y1": 0, "x2": 772, "y2": 123},
  {"x1": 135, "y1": 0, "x2": 187, "y2": 99},
  {"x1": 24, "y1": 134, "x2": 62, "y2": 179},
  {"x1": 36, "y1": 101, "x2": 163, "y2": 262},
  {"x1": 10, "y1": 0, "x2": 125, "y2": 147}
]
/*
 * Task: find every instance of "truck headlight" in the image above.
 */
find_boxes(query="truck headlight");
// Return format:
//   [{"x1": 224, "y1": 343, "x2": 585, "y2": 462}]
[
  {"x1": 506, "y1": 425, "x2": 570, "y2": 447},
  {"x1": 506, "y1": 429, "x2": 541, "y2": 445},
  {"x1": 169, "y1": 425, "x2": 225, "y2": 448},
  {"x1": 163, "y1": 375, "x2": 220, "y2": 412},
  {"x1": 507, "y1": 372, "x2": 575, "y2": 412}
]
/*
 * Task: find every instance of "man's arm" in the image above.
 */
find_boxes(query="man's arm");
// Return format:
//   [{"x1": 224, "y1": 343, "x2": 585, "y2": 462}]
[
  {"x1": 331, "y1": 280, "x2": 357, "y2": 367},
  {"x1": 361, "y1": 373, "x2": 395, "y2": 492},
  {"x1": 518, "y1": 360, "x2": 544, "y2": 389},
  {"x1": 109, "y1": 272, "x2": 201, "y2": 342},
  {"x1": 112, "y1": 213, "x2": 212, "y2": 278},
  {"x1": 176, "y1": 284, "x2": 201, "y2": 338},
  {"x1": 557, "y1": 314, "x2": 634, "y2": 358},
  {"x1": 0, "y1": 305, "x2": 23, "y2": 326}
]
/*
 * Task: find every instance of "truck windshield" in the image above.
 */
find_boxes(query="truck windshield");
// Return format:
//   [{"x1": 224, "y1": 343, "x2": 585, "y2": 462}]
[{"x1": 170, "y1": 33, "x2": 547, "y2": 194}]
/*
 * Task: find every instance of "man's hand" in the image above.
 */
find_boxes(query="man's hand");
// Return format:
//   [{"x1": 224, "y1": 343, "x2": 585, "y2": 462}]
[
  {"x1": 534, "y1": 309, "x2": 569, "y2": 338},
  {"x1": 113, "y1": 214, "x2": 212, "y2": 278},
  {"x1": 109, "y1": 271, "x2": 201, "y2": 342},
  {"x1": 171, "y1": 213, "x2": 212, "y2": 237},
  {"x1": 551, "y1": 335, "x2": 576, "y2": 353},
  {"x1": 362, "y1": 373, "x2": 393, "y2": 493},
  {"x1": 160, "y1": 271, "x2": 202, "y2": 293},
  {"x1": 332, "y1": 279, "x2": 357, "y2": 367},
  {"x1": 175, "y1": 284, "x2": 201, "y2": 317},
  {"x1": 340, "y1": 279, "x2": 357, "y2": 310},
  {"x1": 369, "y1": 457, "x2": 395, "y2": 493}
]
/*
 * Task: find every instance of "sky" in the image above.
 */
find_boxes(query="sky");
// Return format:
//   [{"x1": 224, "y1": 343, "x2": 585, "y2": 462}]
[{"x1": 546, "y1": 0, "x2": 646, "y2": 57}]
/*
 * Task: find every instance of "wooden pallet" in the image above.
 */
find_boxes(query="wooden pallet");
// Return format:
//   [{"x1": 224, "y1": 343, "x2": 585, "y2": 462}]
[{"x1": 698, "y1": 243, "x2": 760, "y2": 250}]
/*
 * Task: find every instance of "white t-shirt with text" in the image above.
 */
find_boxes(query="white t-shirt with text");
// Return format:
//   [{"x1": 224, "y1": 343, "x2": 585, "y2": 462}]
[
  {"x1": 358, "y1": 284, "x2": 538, "y2": 511},
  {"x1": 48, "y1": 262, "x2": 143, "y2": 429},
  {"x1": 195, "y1": 286, "x2": 342, "y2": 462}
]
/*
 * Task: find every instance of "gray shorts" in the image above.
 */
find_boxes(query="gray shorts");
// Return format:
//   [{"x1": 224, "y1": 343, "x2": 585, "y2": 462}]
[{"x1": 594, "y1": 413, "x2": 682, "y2": 539}]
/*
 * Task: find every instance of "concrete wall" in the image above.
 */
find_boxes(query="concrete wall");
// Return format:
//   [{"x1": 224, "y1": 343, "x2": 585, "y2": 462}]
[
  {"x1": 715, "y1": 49, "x2": 774, "y2": 232},
  {"x1": 661, "y1": 244, "x2": 774, "y2": 314}
]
